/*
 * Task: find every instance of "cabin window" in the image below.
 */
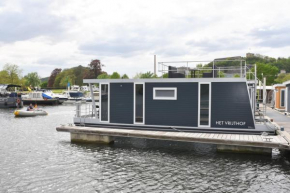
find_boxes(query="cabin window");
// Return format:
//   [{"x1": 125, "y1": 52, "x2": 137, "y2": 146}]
[
  {"x1": 199, "y1": 83, "x2": 211, "y2": 126},
  {"x1": 100, "y1": 84, "x2": 109, "y2": 122},
  {"x1": 134, "y1": 83, "x2": 144, "y2": 124},
  {"x1": 281, "y1": 89, "x2": 285, "y2": 107},
  {"x1": 153, "y1": 88, "x2": 177, "y2": 100}
]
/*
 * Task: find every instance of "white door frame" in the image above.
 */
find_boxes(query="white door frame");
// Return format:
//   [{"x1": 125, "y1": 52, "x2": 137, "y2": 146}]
[
  {"x1": 281, "y1": 89, "x2": 285, "y2": 107},
  {"x1": 100, "y1": 83, "x2": 110, "y2": 122},
  {"x1": 134, "y1": 82, "x2": 145, "y2": 124},
  {"x1": 198, "y1": 82, "x2": 211, "y2": 127}
]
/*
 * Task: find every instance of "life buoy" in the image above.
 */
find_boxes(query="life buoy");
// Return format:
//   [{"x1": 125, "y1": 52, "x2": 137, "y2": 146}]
[{"x1": 17, "y1": 98, "x2": 21, "y2": 104}]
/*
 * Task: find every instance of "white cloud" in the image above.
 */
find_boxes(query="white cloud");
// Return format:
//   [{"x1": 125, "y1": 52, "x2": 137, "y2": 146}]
[{"x1": 1, "y1": 0, "x2": 290, "y2": 78}]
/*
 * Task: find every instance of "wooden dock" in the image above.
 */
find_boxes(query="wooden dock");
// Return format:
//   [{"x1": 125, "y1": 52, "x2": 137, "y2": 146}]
[{"x1": 56, "y1": 126, "x2": 290, "y2": 153}]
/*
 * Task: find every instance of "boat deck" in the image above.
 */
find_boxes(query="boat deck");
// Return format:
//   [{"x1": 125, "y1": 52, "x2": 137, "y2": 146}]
[{"x1": 56, "y1": 126, "x2": 290, "y2": 150}]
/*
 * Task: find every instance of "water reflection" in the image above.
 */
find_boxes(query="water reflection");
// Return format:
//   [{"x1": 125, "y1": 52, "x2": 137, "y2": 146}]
[{"x1": 0, "y1": 106, "x2": 290, "y2": 192}]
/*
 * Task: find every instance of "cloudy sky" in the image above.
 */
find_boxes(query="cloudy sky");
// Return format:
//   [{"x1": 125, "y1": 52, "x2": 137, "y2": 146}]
[{"x1": 0, "y1": 0, "x2": 290, "y2": 78}]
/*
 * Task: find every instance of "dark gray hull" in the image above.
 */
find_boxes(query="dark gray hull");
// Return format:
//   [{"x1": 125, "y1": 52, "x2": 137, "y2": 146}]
[{"x1": 23, "y1": 99, "x2": 61, "y2": 105}]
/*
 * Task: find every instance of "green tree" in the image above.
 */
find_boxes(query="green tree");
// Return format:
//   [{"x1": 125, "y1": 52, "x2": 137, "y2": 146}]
[
  {"x1": 41, "y1": 81, "x2": 48, "y2": 88},
  {"x1": 275, "y1": 73, "x2": 290, "y2": 83},
  {"x1": 254, "y1": 62, "x2": 279, "y2": 85},
  {"x1": 133, "y1": 72, "x2": 142, "y2": 79},
  {"x1": 233, "y1": 74, "x2": 240, "y2": 78},
  {"x1": 161, "y1": 73, "x2": 168, "y2": 78},
  {"x1": 121, "y1": 74, "x2": 129, "y2": 79},
  {"x1": 110, "y1": 72, "x2": 120, "y2": 79},
  {"x1": 24, "y1": 72, "x2": 41, "y2": 88},
  {"x1": 97, "y1": 73, "x2": 110, "y2": 79},
  {"x1": 3, "y1": 64, "x2": 22, "y2": 84},
  {"x1": 0, "y1": 70, "x2": 9, "y2": 83},
  {"x1": 140, "y1": 71, "x2": 157, "y2": 78},
  {"x1": 217, "y1": 71, "x2": 225, "y2": 78}
]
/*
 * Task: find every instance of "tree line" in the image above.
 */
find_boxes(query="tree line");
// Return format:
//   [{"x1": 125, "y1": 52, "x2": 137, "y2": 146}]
[
  {"x1": 0, "y1": 63, "x2": 41, "y2": 89},
  {"x1": 1, "y1": 55, "x2": 290, "y2": 88}
]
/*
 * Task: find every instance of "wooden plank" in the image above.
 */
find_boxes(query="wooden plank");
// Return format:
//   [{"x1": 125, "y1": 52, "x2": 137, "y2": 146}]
[
  {"x1": 195, "y1": 133, "x2": 203, "y2": 138},
  {"x1": 57, "y1": 126, "x2": 290, "y2": 150},
  {"x1": 203, "y1": 134, "x2": 211, "y2": 139},
  {"x1": 212, "y1": 134, "x2": 219, "y2": 139},
  {"x1": 230, "y1": 135, "x2": 235, "y2": 141},
  {"x1": 217, "y1": 134, "x2": 223, "y2": 139},
  {"x1": 209, "y1": 134, "x2": 215, "y2": 139}
]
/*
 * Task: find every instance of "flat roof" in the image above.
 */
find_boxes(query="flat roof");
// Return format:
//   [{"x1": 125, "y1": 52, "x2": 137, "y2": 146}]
[
  {"x1": 282, "y1": 80, "x2": 290, "y2": 85},
  {"x1": 84, "y1": 78, "x2": 247, "y2": 84}
]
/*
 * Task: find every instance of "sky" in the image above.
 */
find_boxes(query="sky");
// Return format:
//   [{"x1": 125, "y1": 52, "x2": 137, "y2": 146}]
[{"x1": 0, "y1": 0, "x2": 290, "y2": 78}]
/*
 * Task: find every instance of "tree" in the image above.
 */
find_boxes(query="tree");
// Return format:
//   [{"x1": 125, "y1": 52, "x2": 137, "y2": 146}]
[
  {"x1": 48, "y1": 68, "x2": 62, "y2": 87},
  {"x1": 161, "y1": 73, "x2": 168, "y2": 78},
  {"x1": 41, "y1": 81, "x2": 48, "y2": 88},
  {"x1": 254, "y1": 62, "x2": 279, "y2": 85},
  {"x1": 110, "y1": 72, "x2": 120, "y2": 79},
  {"x1": 121, "y1": 74, "x2": 129, "y2": 79},
  {"x1": 233, "y1": 74, "x2": 240, "y2": 78},
  {"x1": 217, "y1": 71, "x2": 225, "y2": 78},
  {"x1": 133, "y1": 72, "x2": 142, "y2": 79},
  {"x1": 0, "y1": 70, "x2": 9, "y2": 83},
  {"x1": 140, "y1": 71, "x2": 158, "y2": 78},
  {"x1": 275, "y1": 73, "x2": 290, "y2": 83},
  {"x1": 97, "y1": 73, "x2": 110, "y2": 79},
  {"x1": 3, "y1": 63, "x2": 22, "y2": 84},
  {"x1": 24, "y1": 72, "x2": 41, "y2": 88},
  {"x1": 84, "y1": 59, "x2": 103, "y2": 79}
]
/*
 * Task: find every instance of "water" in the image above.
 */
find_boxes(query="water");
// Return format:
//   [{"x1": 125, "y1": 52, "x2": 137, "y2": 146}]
[{"x1": 1, "y1": 106, "x2": 290, "y2": 193}]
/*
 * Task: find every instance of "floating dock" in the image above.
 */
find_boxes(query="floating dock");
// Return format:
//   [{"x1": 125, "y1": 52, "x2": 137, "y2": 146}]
[{"x1": 56, "y1": 125, "x2": 290, "y2": 154}]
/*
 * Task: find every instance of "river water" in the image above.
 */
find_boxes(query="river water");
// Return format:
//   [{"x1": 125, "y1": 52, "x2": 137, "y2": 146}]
[{"x1": 1, "y1": 105, "x2": 290, "y2": 193}]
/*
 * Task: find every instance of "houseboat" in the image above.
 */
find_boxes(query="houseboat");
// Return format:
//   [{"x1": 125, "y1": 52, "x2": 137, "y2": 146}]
[
  {"x1": 272, "y1": 84, "x2": 286, "y2": 111},
  {"x1": 0, "y1": 84, "x2": 23, "y2": 108},
  {"x1": 72, "y1": 58, "x2": 276, "y2": 135}
]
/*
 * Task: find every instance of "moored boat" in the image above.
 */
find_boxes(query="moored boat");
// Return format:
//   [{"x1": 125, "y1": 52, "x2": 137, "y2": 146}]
[
  {"x1": 22, "y1": 91, "x2": 62, "y2": 105},
  {"x1": 0, "y1": 84, "x2": 23, "y2": 108}
]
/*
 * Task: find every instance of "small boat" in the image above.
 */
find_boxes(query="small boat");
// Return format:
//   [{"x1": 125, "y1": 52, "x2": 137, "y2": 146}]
[
  {"x1": 14, "y1": 109, "x2": 48, "y2": 117},
  {"x1": 41, "y1": 90, "x2": 68, "y2": 103}
]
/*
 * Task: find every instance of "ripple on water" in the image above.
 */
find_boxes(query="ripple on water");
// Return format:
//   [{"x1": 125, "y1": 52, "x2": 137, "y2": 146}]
[{"x1": 1, "y1": 106, "x2": 290, "y2": 192}]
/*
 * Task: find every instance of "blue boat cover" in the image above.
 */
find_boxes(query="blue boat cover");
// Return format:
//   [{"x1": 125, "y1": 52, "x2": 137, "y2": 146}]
[{"x1": 42, "y1": 93, "x2": 53, "y2": 99}]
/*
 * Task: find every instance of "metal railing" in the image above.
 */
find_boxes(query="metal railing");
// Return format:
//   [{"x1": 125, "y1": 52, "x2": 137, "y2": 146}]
[
  {"x1": 158, "y1": 58, "x2": 249, "y2": 79},
  {"x1": 75, "y1": 102, "x2": 97, "y2": 118}
]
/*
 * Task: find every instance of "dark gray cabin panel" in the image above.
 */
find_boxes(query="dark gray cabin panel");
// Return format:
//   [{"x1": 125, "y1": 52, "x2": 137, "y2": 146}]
[
  {"x1": 110, "y1": 83, "x2": 134, "y2": 124},
  {"x1": 145, "y1": 83, "x2": 198, "y2": 127},
  {"x1": 211, "y1": 82, "x2": 255, "y2": 129}
]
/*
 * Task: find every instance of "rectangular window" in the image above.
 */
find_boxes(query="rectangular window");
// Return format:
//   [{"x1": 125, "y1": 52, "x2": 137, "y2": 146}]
[
  {"x1": 134, "y1": 83, "x2": 144, "y2": 124},
  {"x1": 281, "y1": 89, "x2": 285, "y2": 107},
  {"x1": 153, "y1": 88, "x2": 177, "y2": 100},
  {"x1": 100, "y1": 84, "x2": 109, "y2": 122},
  {"x1": 199, "y1": 83, "x2": 210, "y2": 126}
]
